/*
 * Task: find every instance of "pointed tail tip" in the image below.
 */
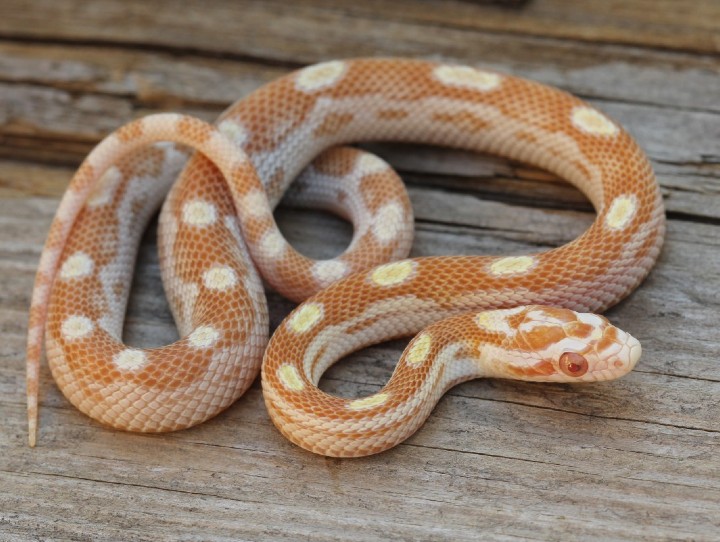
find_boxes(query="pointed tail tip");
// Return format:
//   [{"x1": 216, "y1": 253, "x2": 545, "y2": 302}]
[{"x1": 28, "y1": 418, "x2": 37, "y2": 448}]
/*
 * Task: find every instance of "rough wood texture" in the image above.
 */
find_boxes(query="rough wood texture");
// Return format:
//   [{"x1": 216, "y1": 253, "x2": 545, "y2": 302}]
[{"x1": 1, "y1": 1, "x2": 718, "y2": 540}]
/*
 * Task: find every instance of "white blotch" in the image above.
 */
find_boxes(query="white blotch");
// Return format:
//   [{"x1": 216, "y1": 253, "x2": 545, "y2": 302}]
[
  {"x1": 406, "y1": 333, "x2": 432, "y2": 366},
  {"x1": 598, "y1": 337, "x2": 622, "y2": 357},
  {"x1": 188, "y1": 326, "x2": 220, "y2": 348},
  {"x1": 476, "y1": 307, "x2": 526, "y2": 336},
  {"x1": 59, "y1": 251, "x2": 94, "y2": 279},
  {"x1": 61, "y1": 315, "x2": 94, "y2": 341},
  {"x1": 518, "y1": 319, "x2": 554, "y2": 334},
  {"x1": 259, "y1": 230, "x2": 286, "y2": 259},
  {"x1": 295, "y1": 61, "x2": 347, "y2": 92},
  {"x1": 577, "y1": 313, "x2": 606, "y2": 327},
  {"x1": 278, "y1": 364, "x2": 305, "y2": 391},
  {"x1": 489, "y1": 256, "x2": 535, "y2": 276},
  {"x1": 372, "y1": 202, "x2": 404, "y2": 244},
  {"x1": 202, "y1": 265, "x2": 238, "y2": 291},
  {"x1": 182, "y1": 200, "x2": 217, "y2": 226},
  {"x1": 312, "y1": 260, "x2": 348, "y2": 284},
  {"x1": 218, "y1": 119, "x2": 249, "y2": 147},
  {"x1": 348, "y1": 393, "x2": 389, "y2": 411},
  {"x1": 288, "y1": 303, "x2": 324, "y2": 334},
  {"x1": 434, "y1": 65, "x2": 502, "y2": 92},
  {"x1": 605, "y1": 195, "x2": 637, "y2": 230},
  {"x1": 476, "y1": 311, "x2": 512, "y2": 335},
  {"x1": 370, "y1": 260, "x2": 416, "y2": 287},
  {"x1": 526, "y1": 309, "x2": 567, "y2": 325},
  {"x1": 87, "y1": 165, "x2": 123, "y2": 208},
  {"x1": 242, "y1": 190, "x2": 269, "y2": 218},
  {"x1": 556, "y1": 337, "x2": 589, "y2": 353},
  {"x1": 356, "y1": 153, "x2": 390, "y2": 175},
  {"x1": 114, "y1": 349, "x2": 147, "y2": 371},
  {"x1": 571, "y1": 106, "x2": 618, "y2": 136}
]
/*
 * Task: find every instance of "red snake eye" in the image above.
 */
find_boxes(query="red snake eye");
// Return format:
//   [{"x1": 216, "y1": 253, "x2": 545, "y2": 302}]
[{"x1": 559, "y1": 352, "x2": 589, "y2": 377}]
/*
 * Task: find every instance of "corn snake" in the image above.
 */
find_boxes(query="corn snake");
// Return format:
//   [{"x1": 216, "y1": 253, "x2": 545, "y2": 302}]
[{"x1": 26, "y1": 58, "x2": 665, "y2": 456}]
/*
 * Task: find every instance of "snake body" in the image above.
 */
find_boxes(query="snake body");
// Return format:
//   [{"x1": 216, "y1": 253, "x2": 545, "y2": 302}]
[{"x1": 26, "y1": 59, "x2": 665, "y2": 456}]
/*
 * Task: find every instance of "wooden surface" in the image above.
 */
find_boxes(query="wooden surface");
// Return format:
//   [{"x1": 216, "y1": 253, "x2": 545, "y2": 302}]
[{"x1": 1, "y1": 1, "x2": 718, "y2": 540}]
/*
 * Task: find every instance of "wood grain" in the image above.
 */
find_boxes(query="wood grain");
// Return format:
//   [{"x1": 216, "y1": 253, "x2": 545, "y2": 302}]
[{"x1": 1, "y1": 1, "x2": 718, "y2": 540}]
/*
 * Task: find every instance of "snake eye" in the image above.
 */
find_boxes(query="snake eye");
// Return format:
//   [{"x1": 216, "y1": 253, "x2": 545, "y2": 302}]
[{"x1": 559, "y1": 352, "x2": 588, "y2": 377}]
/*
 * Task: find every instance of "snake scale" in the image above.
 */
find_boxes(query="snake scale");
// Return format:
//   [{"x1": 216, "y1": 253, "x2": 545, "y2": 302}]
[{"x1": 26, "y1": 58, "x2": 665, "y2": 456}]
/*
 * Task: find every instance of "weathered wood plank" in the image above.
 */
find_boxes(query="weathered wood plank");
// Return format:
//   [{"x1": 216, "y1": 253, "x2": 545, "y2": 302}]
[
  {"x1": 1, "y1": 36, "x2": 719, "y2": 115},
  {"x1": 0, "y1": 0, "x2": 717, "y2": 55},
  {"x1": 1, "y1": 1, "x2": 719, "y2": 540},
  {"x1": 1, "y1": 36, "x2": 717, "y2": 215},
  {"x1": 298, "y1": 0, "x2": 720, "y2": 54},
  {"x1": 1, "y1": 195, "x2": 719, "y2": 539}
]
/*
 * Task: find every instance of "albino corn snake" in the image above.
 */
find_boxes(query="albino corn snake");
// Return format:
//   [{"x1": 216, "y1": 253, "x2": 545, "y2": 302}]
[{"x1": 26, "y1": 58, "x2": 665, "y2": 456}]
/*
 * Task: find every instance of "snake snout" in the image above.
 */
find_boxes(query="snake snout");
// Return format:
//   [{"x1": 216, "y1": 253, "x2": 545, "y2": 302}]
[
  {"x1": 627, "y1": 334, "x2": 642, "y2": 369},
  {"x1": 607, "y1": 329, "x2": 642, "y2": 377}
]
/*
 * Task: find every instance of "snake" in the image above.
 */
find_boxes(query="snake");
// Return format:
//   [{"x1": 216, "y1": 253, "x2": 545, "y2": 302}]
[{"x1": 25, "y1": 58, "x2": 665, "y2": 456}]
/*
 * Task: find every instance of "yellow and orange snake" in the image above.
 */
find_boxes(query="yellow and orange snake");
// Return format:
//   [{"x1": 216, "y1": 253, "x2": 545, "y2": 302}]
[{"x1": 26, "y1": 58, "x2": 665, "y2": 457}]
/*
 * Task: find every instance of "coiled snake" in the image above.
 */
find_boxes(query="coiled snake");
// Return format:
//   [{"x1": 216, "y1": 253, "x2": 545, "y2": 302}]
[{"x1": 26, "y1": 59, "x2": 665, "y2": 456}]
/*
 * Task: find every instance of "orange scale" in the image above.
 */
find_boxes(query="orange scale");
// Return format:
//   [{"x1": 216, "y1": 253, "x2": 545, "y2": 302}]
[
  {"x1": 115, "y1": 121, "x2": 144, "y2": 143},
  {"x1": 565, "y1": 321, "x2": 595, "y2": 339}
]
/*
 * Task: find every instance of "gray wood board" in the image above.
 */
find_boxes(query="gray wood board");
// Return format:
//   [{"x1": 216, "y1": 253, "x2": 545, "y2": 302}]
[{"x1": 0, "y1": 0, "x2": 718, "y2": 540}]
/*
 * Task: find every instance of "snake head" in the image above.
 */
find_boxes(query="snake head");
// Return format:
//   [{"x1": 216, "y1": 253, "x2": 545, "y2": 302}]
[{"x1": 497, "y1": 306, "x2": 642, "y2": 383}]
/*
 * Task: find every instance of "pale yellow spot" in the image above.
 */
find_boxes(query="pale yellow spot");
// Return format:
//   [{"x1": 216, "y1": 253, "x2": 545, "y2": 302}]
[
  {"x1": 296, "y1": 61, "x2": 346, "y2": 92},
  {"x1": 114, "y1": 349, "x2": 147, "y2": 371},
  {"x1": 434, "y1": 65, "x2": 502, "y2": 92},
  {"x1": 203, "y1": 266, "x2": 238, "y2": 291},
  {"x1": 182, "y1": 200, "x2": 217, "y2": 226},
  {"x1": 571, "y1": 106, "x2": 618, "y2": 136},
  {"x1": 370, "y1": 260, "x2": 415, "y2": 287},
  {"x1": 242, "y1": 190, "x2": 269, "y2": 218},
  {"x1": 278, "y1": 364, "x2": 305, "y2": 391},
  {"x1": 188, "y1": 326, "x2": 220, "y2": 348},
  {"x1": 348, "y1": 393, "x2": 389, "y2": 410},
  {"x1": 475, "y1": 312, "x2": 510, "y2": 334},
  {"x1": 357, "y1": 153, "x2": 389, "y2": 175},
  {"x1": 605, "y1": 195, "x2": 637, "y2": 230},
  {"x1": 60, "y1": 252, "x2": 94, "y2": 279},
  {"x1": 218, "y1": 119, "x2": 248, "y2": 147},
  {"x1": 407, "y1": 333, "x2": 432, "y2": 366},
  {"x1": 288, "y1": 303, "x2": 324, "y2": 334},
  {"x1": 61, "y1": 315, "x2": 94, "y2": 341},
  {"x1": 87, "y1": 166, "x2": 122, "y2": 208},
  {"x1": 490, "y1": 256, "x2": 535, "y2": 276},
  {"x1": 260, "y1": 230, "x2": 285, "y2": 259},
  {"x1": 372, "y1": 202, "x2": 404, "y2": 244},
  {"x1": 312, "y1": 260, "x2": 348, "y2": 284}
]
